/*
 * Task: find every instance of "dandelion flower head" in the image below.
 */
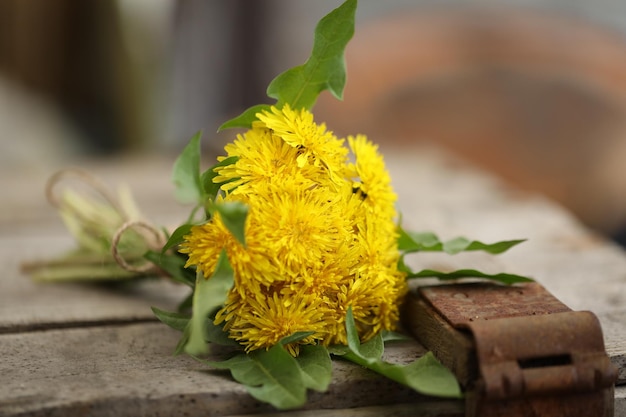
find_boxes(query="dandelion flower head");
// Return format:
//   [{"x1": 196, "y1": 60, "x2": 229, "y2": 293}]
[{"x1": 180, "y1": 104, "x2": 407, "y2": 355}]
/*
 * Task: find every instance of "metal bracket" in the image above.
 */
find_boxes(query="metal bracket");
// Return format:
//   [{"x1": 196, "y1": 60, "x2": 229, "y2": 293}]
[{"x1": 403, "y1": 282, "x2": 618, "y2": 417}]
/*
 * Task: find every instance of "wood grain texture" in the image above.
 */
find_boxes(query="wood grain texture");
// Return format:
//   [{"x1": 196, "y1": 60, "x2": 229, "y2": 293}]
[
  {"x1": 0, "y1": 235, "x2": 189, "y2": 333},
  {"x1": 0, "y1": 323, "x2": 451, "y2": 416}
]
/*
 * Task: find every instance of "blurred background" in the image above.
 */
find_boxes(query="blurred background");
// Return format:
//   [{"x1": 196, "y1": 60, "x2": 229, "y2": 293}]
[{"x1": 3, "y1": 0, "x2": 626, "y2": 244}]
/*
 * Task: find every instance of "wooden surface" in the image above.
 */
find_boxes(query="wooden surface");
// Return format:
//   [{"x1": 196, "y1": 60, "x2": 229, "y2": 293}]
[{"x1": 1, "y1": 146, "x2": 625, "y2": 416}]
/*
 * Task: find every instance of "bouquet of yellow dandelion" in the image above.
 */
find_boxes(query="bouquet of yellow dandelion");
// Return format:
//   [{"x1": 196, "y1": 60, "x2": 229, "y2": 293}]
[
  {"x1": 27, "y1": 0, "x2": 532, "y2": 410},
  {"x1": 183, "y1": 110, "x2": 405, "y2": 354}
]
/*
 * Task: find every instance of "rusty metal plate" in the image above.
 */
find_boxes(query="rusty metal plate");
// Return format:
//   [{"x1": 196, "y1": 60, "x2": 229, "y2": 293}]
[
  {"x1": 468, "y1": 311, "x2": 614, "y2": 398},
  {"x1": 415, "y1": 282, "x2": 618, "y2": 416},
  {"x1": 418, "y1": 282, "x2": 571, "y2": 328}
]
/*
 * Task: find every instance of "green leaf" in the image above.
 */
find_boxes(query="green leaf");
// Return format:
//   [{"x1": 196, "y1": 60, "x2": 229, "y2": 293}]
[
  {"x1": 184, "y1": 250, "x2": 234, "y2": 355},
  {"x1": 279, "y1": 331, "x2": 316, "y2": 346},
  {"x1": 205, "y1": 320, "x2": 239, "y2": 347},
  {"x1": 397, "y1": 228, "x2": 525, "y2": 255},
  {"x1": 345, "y1": 307, "x2": 383, "y2": 361},
  {"x1": 206, "y1": 346, "x2": 307, "y2": 410},
  {"x1": 397, "y1": 254, "x2": 412, "y2": 275},
  {"x1": 160, "y1": 223, "x2": 194, "y2": 253},
  {"x1": 26, "y1": 260, "x2": 140, "y2": 282},
  {"x1": 151, "y1": 306, "x2": 193, "y2": 356},
  {"x1": 218, "y1": 104, "x2": 272, "y2": 131},
  {"x1": 174, "y1": 324, "x2": 191, "y2": 356},
  {"x1": 144, "y1": 250, "x2": 195, "y2": 288},
  {"x1": 172, "y1": 131, "x2": 204, "y2": 204},
  {"x1": 296, "y1": 345, "x2": 332, "y2": 392},
  {"x1": 218, "y1": 0, "x2": 356, "y2": 130},
  {"x1": 151, "y1": 306, "x2": 190, "y2": 332},
  {"x1": 201, "y1": 332, "x2": 331, "y2": 409},
  {"x1": 201, "y1": 156, "x2": 240, "y2": 199},
  {"x1": 443, "y1": 237, "x2": 526, "y2": 255},
  {"x1": 337, "y1": 307, "x2": 462, "y2": 398},
  {"x1": 381, "y1": 330, "x2": 412, "y2": 342},
  {"x1": 397, "y1": 231, "x2": 438, "y2": 252},
  {"x1": 267, "y1": 0, "x2": 356, "y2": 110},
  {"x1": 380, "y1": 352, "x2": 463, "y2": 398},
  {"x1": 215, "y1": 201, "x2": 248, "y2": 247},
  {"x1": 407, "y1": 268, "x2": 534, "y2": 285},
  {"x1": 326, "y1": 344, "x2": 349, "y2": 356}
]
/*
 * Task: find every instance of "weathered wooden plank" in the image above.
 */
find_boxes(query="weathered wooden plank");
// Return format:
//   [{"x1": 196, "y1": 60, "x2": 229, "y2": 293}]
[
  {"x1": 0, "y1": 236, "x2": 188, "y2": 333},
  {"x1": 226, "y1": 403, "x2": 465, "y2": 417},
  {"x1": 0, "y1": 323, "x2": 460, "y2": 417},
  {"x1": 617, "y1": 386, "x2": 626, "y2": 417},
  {"x1": 602, "y1": 310, "x2": 626, "y2": 384}
]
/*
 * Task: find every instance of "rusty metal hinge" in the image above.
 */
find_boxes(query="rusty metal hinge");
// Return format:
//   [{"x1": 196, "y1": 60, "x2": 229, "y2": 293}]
[{"x1": 403, "y1": 282, "x2": 618, "y2": 417}]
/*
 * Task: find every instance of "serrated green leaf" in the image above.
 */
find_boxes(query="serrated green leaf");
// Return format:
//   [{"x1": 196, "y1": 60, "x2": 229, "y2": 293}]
[
  {"x1": 407, "y1": 268, "x2": 534, "y2": 285},
  {"x1": 206, "y1": 346, "x2": 307, "y2": 410},
  {"x1": 339, "y1": 308, "x2": 462, "y2": 398},
  {"x1": 218, "y1": 0, "x2": 356, "y2": 131},
  {"x1": 185, "y1": 250, "x2": 234, "y2": 355},
  {"x1": 443, "y1": 237, "x2": 526, "y2": 255},
  {"x1": 397, "y1": 230, "x2": 439, "y2": 252},
  {"x1": 160, "y1": 223, "x2": 194, "y2": 253},
  {"x1": 172, "y1": 131, "x2": 204, "y2": 204},
  {"x1": 267, "y1": 0, "x2": 356, "y2": 110},
  {"x1": 215, "y1": 201, "x2": 248, "y2": 247},
  {"x1": 151, "y1": 306, "x2": 190, "y2": 332},
  {"x1": 397, "y1": 227, "x2": 525, "y2": 255},
  {"x1": 296, "y1": 345, "x2": 332, "y2": 392},
  {"x1": 201, "y1": 156, "x2": 239, "y2": 199},
  {"x1": 144, "y1": 250, "x2": 195, "y2": 288},
  {"x1": 218, "y1": 104, "x2": 272, "y2": 131}
]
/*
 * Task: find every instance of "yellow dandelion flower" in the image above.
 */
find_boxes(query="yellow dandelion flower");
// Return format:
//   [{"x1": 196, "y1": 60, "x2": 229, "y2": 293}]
[
  {"x1": 256, "y1": 105, "x2": 348, "y2": 178},
  {"x1": 219, "y1": 288, "x2": 329, "y2": 355},
  {"x1": 180, "y1": 209, "x2": 283, "y2": 294},
  {"x1": 353, "y1": 210, "x2": 402, "y2": 274},
  {"x1": 247, "y1": 182, "x2": 352, "y2": 276},
  {"x1": 213, "y1": 126, "x2": 324, "y2": 195},
  {"x1": 327, "y1": 263, "x2": 406, "y2": 345},
  {"x1": 179, "y1": 216, "x2": 233, "y2": 278},
  {"x1": 348, "y1": 134, "x2": 397, "y2": 219}
]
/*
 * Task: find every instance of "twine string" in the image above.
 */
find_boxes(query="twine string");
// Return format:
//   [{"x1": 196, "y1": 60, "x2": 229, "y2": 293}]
[
  {"x1": 45, "y1": 167, "x2": 128, "y2": 222},
  {"x1": 111, "y1": 220, "x2": 166, "y2": 273},
  {"x1": 46, "y1": 168, "x2": 166, "y2": 274}
]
